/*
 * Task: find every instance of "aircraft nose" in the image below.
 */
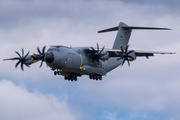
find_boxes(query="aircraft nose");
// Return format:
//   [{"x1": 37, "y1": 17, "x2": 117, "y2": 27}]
[{"x1": 45, "y1": 52, "x2": 54, "y2": 63}]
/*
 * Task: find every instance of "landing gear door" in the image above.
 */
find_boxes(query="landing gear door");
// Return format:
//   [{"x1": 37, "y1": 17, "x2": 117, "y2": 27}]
[{"x1": 102, "y1": 62, "x2": 105, "y2": 70}]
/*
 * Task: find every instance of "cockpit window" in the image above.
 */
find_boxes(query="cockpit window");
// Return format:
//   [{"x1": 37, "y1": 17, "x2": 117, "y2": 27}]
[
  {"x1": 48, "y1": 49, "x2": 54, "y2": 52},
  {"x1": 55, "y1": 49, "x2": 60, "y2": 52},
  {"x1": 48, "y1": 48, "x2": 60, "y2": 52}
]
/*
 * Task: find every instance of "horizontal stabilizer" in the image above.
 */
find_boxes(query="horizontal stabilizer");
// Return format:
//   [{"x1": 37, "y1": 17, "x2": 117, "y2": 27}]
[
  {"x1": 122, "y1": 26, "x2": 171, "y2": 30},
  {"x1": 98, "y1": 26, "x2": 171, "y2": 33},
  {"x1": 98, "y1": 27, "x2": 118, "y2": 33}
]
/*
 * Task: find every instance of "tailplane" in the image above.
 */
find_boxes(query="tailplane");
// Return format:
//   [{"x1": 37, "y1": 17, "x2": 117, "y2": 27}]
[{"x1": 98, "y1": 22, "x2": 171, "y2": 50}]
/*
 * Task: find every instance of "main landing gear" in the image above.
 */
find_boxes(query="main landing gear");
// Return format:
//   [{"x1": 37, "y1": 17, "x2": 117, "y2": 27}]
[
  {"x1": 89, "y1": 74, "x2": 102, "y2": 80},
  {"x1": 64, "y1": 75, "x2": 77, "y2": 81},
  {"x1": 54, "y1": 70, "x2": 77, "y2": 81}
]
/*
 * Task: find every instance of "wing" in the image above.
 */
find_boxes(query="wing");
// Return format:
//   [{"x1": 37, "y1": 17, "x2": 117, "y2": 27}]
[{"x1": 107, "y1": 49, "x2": 175, "y2": 58}]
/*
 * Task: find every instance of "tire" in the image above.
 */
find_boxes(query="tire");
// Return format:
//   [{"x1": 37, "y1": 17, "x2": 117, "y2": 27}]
[
  {"x1": 99, "y1": 76, "x2": 102, "y2": 80},
  {"x1": 57, "y1": 71, "x2": 60, "y2": 75},
  {"x1": 96, "y1": 75, "x2": 98, "y2": 80},
  {"x1": 74, "y1": 77, "x2": 77, "y2": 81},
  {"x1": 71, "y1": 77, "x2": 73, "y2": 81},
  {"x1": 54, "y1": 71, "x2": 57, "y2": 75},
  {"x1": 68, "y1": 76, "x2": 71, "y2": 80},
  {"x1": 89, "y1": 74, "x2": 92, "y2": 79},
  {"x1": 93, "y1": 75, "x2": 96, "y2": 80},
  {"x1": 64, "y1": 75, "x2": 68, "y2": 80}
]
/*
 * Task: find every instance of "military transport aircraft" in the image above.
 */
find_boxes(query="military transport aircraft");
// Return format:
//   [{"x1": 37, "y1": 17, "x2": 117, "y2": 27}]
[{"x1": 3, "y1": 22, "x2": 175, "y2": 81}]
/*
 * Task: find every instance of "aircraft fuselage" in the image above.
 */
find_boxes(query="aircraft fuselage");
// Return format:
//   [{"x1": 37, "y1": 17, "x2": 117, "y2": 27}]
[{"x1": 45, "y1": 46, "x2": 121, "y2": 79}]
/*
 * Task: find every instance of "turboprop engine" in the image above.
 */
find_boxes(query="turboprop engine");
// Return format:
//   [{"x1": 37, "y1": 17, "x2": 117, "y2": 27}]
[{"x1": 115, "y1": 44, "x2": 136, "y2": 66}]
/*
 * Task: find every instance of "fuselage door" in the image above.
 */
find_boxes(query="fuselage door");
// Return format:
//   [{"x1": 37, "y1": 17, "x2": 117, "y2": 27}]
[{"x1": 66, "y1": 58, "x2": 72, "y2": 68}]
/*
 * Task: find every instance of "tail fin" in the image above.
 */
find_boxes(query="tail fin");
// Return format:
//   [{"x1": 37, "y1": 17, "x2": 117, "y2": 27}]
[{"x1": 98, "y1": 22, "x2": 171, "y2": 50}]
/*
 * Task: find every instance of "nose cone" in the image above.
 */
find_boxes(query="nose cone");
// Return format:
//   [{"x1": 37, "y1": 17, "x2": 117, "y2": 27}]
[{"x1": 45, "y1": 52, "x2": 54, "y2": 63}]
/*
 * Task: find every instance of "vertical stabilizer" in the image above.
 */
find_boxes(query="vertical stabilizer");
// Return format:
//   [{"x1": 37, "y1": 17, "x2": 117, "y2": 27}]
[{"x1": 112, "y1": 22, "x2": 131, "y2": 49}]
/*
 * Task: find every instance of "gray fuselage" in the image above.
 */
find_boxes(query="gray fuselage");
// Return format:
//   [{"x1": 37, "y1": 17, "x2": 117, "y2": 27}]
[{"x1": 45, "y1": 46, "x2": 122, "y2": 77}]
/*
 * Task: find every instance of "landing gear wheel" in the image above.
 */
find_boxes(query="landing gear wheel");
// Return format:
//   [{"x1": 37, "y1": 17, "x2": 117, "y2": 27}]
[
  {"x1": 71, "y1": 76, "x2": 75, "y2": 81},
  {"x1": 68, "y1": 76, "x2": 71, "y2": 81},
  {"x1": 74, "y1": 76, "x2": 77, "y2": 81},
  {"x1": 96, "y1": 75, "x2": 98, "y2": 80},
  {"x1": 54, "y1": 71, "x2": 57, "y2": 75},
  {"x1": 89, "y1": 74, "x2": 93, "y2": 79},
  {"x1": 93, "y1": 75, "x2": 96, "y2": 80},
  {"x1": 64, "y1": 75, "x2": 68, "y2": 80},
  {"x1": 57, "y1": 71, "x2": 60, "y2": 75},
  {"x1": 99, "y1": 76, "x2": 102, "y2": 80}
]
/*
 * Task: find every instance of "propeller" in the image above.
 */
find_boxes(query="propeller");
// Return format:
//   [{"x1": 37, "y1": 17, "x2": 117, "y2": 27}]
[
  {"x1": 34, "y1": 46, "x2": 46, "y2": 68},
  {"x1": 3, "y1": 48, "x2": 30, "y2": 71},
  {"x1": 115, "y1": 44, "x2": 135, "y2": 66},
  {"x1": 90, "y1": 43, "x2": 105, "y2": 66}
]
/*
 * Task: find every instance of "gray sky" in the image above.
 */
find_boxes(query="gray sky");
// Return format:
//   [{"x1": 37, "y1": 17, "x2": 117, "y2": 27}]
[{"x1": 0, "y1": 0, "x2": 180, "y2": 120}]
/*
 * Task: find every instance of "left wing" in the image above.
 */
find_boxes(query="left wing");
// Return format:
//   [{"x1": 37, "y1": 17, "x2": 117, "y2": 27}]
[{"x1": 107, "y1": 49, "x2": 175, "y2": 58}]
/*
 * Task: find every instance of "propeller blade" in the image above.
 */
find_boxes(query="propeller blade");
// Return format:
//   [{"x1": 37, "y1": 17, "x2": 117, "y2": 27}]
[
  {"x1": 5, "y1": 48, "x2": 31, "y2": 71},
  {"x1": 125, "y1": 45, "x2": 129, "y2": 53},
  {"x1": 15, "y1": 61, "x2": 21, "y2": 68},
  {"x1": 39, "y1": 61, "x2": 43, "y2": 68},
  {"x1": 115, "y1": 51, "x2": 119, "y2": 56},
  {"x1": 42, "y1": 46, "x2": 46, "y2": 54},
  {"x1": 3, "y1": 57, "x2": 19, "y2": 61},
  {"x1": 127, "y1": 56, "x2": 135, "y2": 60},
  {"x1": 90, "y1": 47, "x2": 95, "y2": 51},
  {"x1": 120, "y1": 44, "x2": 124, "y2": 53},
  {"x1": 121, "y1": 59, "x2": 125, "y2": 66},
  {"x1": 37, "y1": 46, "x2": 42, "y2": 54},
  {"x1": 127, "y1": 60, "x2": 130, "y2": 66},
  {"x1": 22, "y1": 48, "x2": 24, "y2": 57},
  {"x1": 116, "y1": 57, "x2": 123, "y2": 61},
  {"x1": 90, "y1": 43, "x2": 106, "y2": 66},
  {"x1": 127, "y1": 50, "x2": 134, "y2": 55},
  {"x1": 24, "y1": 51, "x2": 30, "y2": 58},
  {"x1": 98, "y1": 45, "x2": 105, "y2": 54},
  {"x1": 15, "y1": 51, "x2": 21, "y2": 57},
  {"x1": 24, "y1": 64, "x2": 30, "y2": 68},
  {"x1": 97, "y1": 43, "x2": 99, "y2": 51},
  {"x1": 21, "y1": 62, "x2": 24, "y2": 71},
  {"x1": 35, "y1": 45, "x2": 47, "y2": 68}
]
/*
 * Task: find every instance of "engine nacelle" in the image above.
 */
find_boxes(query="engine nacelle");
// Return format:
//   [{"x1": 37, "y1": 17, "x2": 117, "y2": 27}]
[
  {"x1": 127, "y1": 51, "x2": 136, "y2": 61},
  {"x1": 24, "y1": 55, "x2": 39, "y2": 65},
  {"x1": 100, "y1": 52, "x2": 110, "y2": 61}
]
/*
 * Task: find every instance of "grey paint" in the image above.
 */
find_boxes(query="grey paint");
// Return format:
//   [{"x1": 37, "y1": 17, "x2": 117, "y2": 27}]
[
  {"x1": 112, "y1": 22, "x2": 132, "y2": 50},
  {"x1": 3, "y1": 22, "x2": 174, "y2": 80}
]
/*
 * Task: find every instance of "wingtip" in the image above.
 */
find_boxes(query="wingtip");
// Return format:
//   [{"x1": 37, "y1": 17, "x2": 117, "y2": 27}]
[{"x1": 166, "y1": 28, "x2": 172, "y2": 30}]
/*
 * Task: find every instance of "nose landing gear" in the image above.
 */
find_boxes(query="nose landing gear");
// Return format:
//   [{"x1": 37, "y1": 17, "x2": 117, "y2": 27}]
[{"x1": 54, "y1": 70, "x2": 60, "y2": 75}]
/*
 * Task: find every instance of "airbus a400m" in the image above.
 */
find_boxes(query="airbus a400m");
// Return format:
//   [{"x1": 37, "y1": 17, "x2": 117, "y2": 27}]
[{"x1": 3, "y1": 22, "x2": 175, "y2": 81}]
